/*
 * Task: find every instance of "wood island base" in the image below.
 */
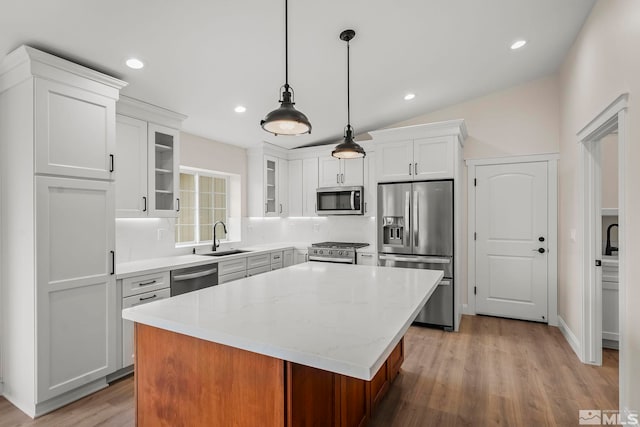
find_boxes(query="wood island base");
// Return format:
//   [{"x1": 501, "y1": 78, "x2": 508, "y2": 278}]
[{"x1": 134, "y1": 324, "x2": 404, "y2": 427}]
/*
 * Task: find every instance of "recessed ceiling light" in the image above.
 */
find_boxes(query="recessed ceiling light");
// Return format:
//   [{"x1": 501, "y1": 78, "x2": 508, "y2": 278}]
[
  {"x1": 404, "y1": 93, "x2": 416, "y2": 101},
  {"x1": 234, "y1": 106, "x2": 247, "y2": 113},
  {"x1": 125, "y1": 58, "x2": 144, "y2": 69},
  {"x1": 510, "y1": 40, "x2": 527, "y2": 50}
]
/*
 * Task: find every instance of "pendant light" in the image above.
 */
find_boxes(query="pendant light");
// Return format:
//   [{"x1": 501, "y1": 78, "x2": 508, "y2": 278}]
[
  {"x1": 332, "y1": 29, "x2": 366, "y2": 159},
  {"x1": 260, "y1": 0, "x2": 311, "y2": 136}
]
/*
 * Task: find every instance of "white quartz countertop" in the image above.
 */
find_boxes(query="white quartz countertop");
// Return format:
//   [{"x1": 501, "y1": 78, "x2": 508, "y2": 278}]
[
  {"x1": 116, "y1": 242, "x2": 305, "y2": 279},
  {"x1": 122, "y1": 263, "x2": 443, "y2": 381}
]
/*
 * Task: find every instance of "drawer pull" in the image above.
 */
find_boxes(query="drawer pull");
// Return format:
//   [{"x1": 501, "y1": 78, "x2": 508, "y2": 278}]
[
  {"x1": 139, "y1": 294, "x2": 157, "y2": 301},
  {"x1": 138, "y1": 280, "x2": 157, "y2": 286}
]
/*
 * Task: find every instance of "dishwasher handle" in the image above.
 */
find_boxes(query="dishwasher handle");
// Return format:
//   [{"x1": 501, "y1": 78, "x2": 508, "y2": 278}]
[{"x1": 172, "y1": 267, "x2": 218, "y2": 282}]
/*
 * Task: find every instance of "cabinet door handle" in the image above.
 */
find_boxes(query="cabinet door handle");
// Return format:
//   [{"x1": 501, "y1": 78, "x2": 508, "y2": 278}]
[
  {"x1": 138, "y1": 280, "x2": 157, "y2": 286},
  {"x1": 142, "y1": 196, "x2": 147, "y2": 212},
  {"x1": 139, "y1": 294, "x2": 157, "y2": 301},
  {"x1": 414, "y1": 163, "x2": 418, "y2": 175},
  {"x1": 337, "y1": 173, "x2": 340, "y2": 184},
  {"x1": 409, "y1": 163, "x2": 412, "y2": 175},
  {"x1": 364, "y1": 202, "x2": 367, "y2": 213},
  {"x1": 279, "y1": 203, "x2": 282, "y2": 214},
  {"x1": 110, "y1": 251, "x2": 115, "y2": 275},
  {"x1": 361, "y1": 254, "x2": 373, "y2": 258},
  {"x1": 176, "y1": 198, "x2": 180, "y2": 212},
  {"x1": 341, "y1": 173, "x2": 345, "y2": 183},
  {"x1": 109, "y1": 154, "x2": 115, "y2": 173},
  {"x1": 265, "y1": 203, "x2": 268, "y2": 214}
]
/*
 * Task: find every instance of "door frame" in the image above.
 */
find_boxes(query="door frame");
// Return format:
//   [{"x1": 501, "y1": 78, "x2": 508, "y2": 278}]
[
  {"x1": 576, "y1": 94, "x2": 627, "y2": 410},
  {"x1": 465, "y1": 154, "x2": 559, "y2": 326}
]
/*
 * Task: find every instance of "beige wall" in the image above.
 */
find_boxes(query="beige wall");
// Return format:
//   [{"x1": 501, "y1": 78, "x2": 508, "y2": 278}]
[
  {"x1": 558, "y1": 0, "x2": 639, "y2": 411},
  {"x1": 180, "y1": 132, "x2": 248, "y2": 216},
  {"x1": 390, "y1": 74, "x2": 560, "y2": 159}
]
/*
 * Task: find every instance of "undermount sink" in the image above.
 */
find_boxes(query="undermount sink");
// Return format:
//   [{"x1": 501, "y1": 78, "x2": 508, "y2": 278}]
[{"x1": 200, "y1": 249, "x2": 251, "y2": 257}]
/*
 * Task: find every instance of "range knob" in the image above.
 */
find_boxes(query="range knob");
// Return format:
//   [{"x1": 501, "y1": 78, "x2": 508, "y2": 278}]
[
  {"x1": 319, "y1": 250, "x2": 324, "y2": 255},
  {"x1": 339, "y1": 251, "x2": 344, "y2": 256}
]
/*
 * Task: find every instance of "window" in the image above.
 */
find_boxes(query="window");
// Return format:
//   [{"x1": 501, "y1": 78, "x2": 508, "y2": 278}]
[{"x1": 175, "y1": 169, "x2": 228, "y2": 245}]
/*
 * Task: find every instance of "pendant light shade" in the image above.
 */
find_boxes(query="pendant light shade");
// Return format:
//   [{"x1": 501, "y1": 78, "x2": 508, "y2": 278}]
[
  {"x1": 332, "y1": 29, "x2": 365, "y2": 159},
  {"x1": 261, "y1": 0, "x2": 311, "y2": 136}
]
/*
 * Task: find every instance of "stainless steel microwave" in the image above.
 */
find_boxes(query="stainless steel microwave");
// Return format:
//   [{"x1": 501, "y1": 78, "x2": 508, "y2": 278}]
[{"x1": 316, "y1": 186, "x2": 364, "y2": 215}]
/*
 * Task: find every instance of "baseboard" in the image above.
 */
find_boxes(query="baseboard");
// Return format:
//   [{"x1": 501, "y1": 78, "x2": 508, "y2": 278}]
[
  {"x1": 462, "y1": 303, "x2": 475, "y2": 315},
  {"x1": 602, "y1": 339, "x2": 619, "y2": 350},
  {"x1": 557, "y1": 315, "x2": 582, "y2": 361},
  {"x1": 602, "y1": 331, "x2": 619, "y2": 342},
  {"x1": 34, "y1": 378, "x2": 108, "y2": 418}
]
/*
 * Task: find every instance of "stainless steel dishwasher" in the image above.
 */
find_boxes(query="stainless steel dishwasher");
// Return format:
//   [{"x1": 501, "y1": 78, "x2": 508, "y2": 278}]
[{"x1": 170, "y1": 263, "x2": 218, "y2": 296}]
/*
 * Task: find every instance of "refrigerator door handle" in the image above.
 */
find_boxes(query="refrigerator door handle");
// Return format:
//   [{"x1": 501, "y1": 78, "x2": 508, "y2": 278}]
[
  {"x1": 413, "y1": 190, "x2": 419, "y2": 247},
  {"x1": 404, "y1": 191, "x2": 411, "y2": 246},
  {"x1": 378, "y1": 254, "x2": 451, "y2": 264}
]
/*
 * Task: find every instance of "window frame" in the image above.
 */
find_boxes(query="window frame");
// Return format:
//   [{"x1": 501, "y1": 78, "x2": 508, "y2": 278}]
[{"x1": 176, "y1": 167, "x2": 229, "y2": 247}]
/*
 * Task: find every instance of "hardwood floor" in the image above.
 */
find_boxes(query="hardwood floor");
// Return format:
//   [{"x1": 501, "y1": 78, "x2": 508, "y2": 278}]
[{"x1": 0, "y1": 315, "x2": 618, "y2": 427}]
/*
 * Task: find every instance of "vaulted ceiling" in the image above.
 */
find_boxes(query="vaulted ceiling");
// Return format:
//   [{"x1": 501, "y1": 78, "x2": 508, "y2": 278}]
[{"x1": 0, "y1": 0, "x2": 595, "y2": 149}]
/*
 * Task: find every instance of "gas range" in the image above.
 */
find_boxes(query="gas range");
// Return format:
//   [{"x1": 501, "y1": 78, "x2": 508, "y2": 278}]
[{"x1": 308, "y1": 242, "x2": 369, "y2": 264}]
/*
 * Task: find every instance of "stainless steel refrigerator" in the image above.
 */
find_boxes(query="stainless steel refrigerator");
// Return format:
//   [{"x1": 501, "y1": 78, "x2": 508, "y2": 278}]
[{"x1": 377, "y1": 180, "x2": 454, "y2": 330}]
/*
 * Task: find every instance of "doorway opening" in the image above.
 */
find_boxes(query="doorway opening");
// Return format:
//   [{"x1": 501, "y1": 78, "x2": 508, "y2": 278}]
[{"x1": 577, "y1": 93, "x2": 627, "y2": 409}]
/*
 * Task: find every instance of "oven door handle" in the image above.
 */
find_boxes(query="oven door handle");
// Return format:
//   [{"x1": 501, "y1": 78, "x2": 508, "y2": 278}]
[
  {"x1": 309, "y1": 256, "x2": 354, "y2": 264},
  {"x1": 378, "y1": 255, "x2": 451, "y2": 264},
  {"x1": 172, "y1": 268, "x2": 218, "y2": 281}
]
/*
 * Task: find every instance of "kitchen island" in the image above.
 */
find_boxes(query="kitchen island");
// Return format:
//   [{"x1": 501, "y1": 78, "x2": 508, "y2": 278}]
[{"x1": 122, "y1": 262, "x2": 443, "y2": 426}]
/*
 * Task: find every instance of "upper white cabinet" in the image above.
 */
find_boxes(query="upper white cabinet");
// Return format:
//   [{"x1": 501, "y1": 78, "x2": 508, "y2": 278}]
[
  {"x1": 248, "y1": 145, "x2": 289, "y2": 217},
  {"x1": 35, "y1": 79, "x2": 116, "y2": 180},
  {"x1": 288, "y1": 157, "x2": 318, "y2": 217},
  {"x1": 376, "y1": 136, "x2": 455, "y2": 182},
  {"x1": 115, "y1": 96, "x2": 186, "y2": 218},
  {"x1": 115, "y1": 115, "x2": 147, "y2": 217},
  {"x1": 148, "y1": 123, "x2": 180, "y2": 217},
  {"x1": 364, "y1": 152, "x2": 376, "y2": 217},
  {"x1": 0, "y1": 46, "x2": 126, "y2": 416},
  {"x1": 318, "y1": 156, "x2": 363, "y2": 187}
]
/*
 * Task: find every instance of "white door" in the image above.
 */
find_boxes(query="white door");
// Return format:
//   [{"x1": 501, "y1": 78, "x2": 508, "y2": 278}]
[
  {"x1": 375, "y1": 140, "x2": 413, "y2": 182},
  {"x1": 115, "y1": 115, "x2": 148, "y2": 217},
  {"x1": 318, "y1": 156, "x2": 342, "y2": 187},
  {"x1": 341, "y1": 158, "x2": 364, "y2": 186},
  {"x1": 35, "y1": 78, "x2": 116, "y2": 180},
  {"x1": 36, "y1": 176, "x2": 116, "y2": 401},
  {"x1": 475, "y1": 162, "x2": 548, "y2": 322},
  {"x1": 413, "y1": 137, "x2": 454, "y2": 179}
]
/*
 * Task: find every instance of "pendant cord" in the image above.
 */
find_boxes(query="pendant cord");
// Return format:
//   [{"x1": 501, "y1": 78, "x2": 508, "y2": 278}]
[
  {"x1": 285, "y1": 0, "x2": 289, "y2": 87},
  {"x1": 347, "y1": 39, "x2": 350, "y2": 128}
]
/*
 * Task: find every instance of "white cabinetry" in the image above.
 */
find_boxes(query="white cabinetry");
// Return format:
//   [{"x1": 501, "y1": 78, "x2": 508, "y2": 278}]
[
  {"x1": 35, "y1": 79, "x2": 116, "y2": 180},
  {"x1": 288, "y1": 157, "x2": 318, "y2": 217},
  {"x1": 375, "y1": 134, "x2": 456, "y2": 182},
  {"x1": 356, "y1": 252, "x2": 376, "y2": 266},
  {"x1": 248, "y1": 145, "x2": 289, "y2": 217},
  {"x1": 283, "y1": 249, "x2": 294, "y2": 267},
  {"x1": 364, "y1": 152, "x2": 376, "y2": 217},
  {"x1": 219, "y1": 257, "x2": 248, "y2": 284},
  {"x1": 115, "y1": 96, "x2": 186, "y2": 218},
  {"x1": 0, "y1": 46, "x2": 126, "y2": 417},
  {"x1": 294, "y1": 249, "x2": 308, "y2": 264},
  {"x1": 120, "y1": 271, "x2": 170, "y2": 368},
  {"x1": 318, "y1": 156, "x2": 363, "y2": 187},
  {"x1": 271, "y1": 251, "x2": 284, "y2": 270}
]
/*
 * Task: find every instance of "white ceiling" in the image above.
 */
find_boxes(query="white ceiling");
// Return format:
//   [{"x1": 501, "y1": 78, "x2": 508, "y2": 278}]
[{"x1": 0, "y1": 0, "x2": 594, "y2": 150}]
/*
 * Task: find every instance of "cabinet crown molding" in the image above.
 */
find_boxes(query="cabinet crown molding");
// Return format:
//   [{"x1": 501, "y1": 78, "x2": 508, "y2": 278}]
[
  {"x1": 369, "y1": 119, "x2": 468, "y2": 145},
  {"x1": 117, "y1": 95, "x2": 187, "y2": 129},
  {"x1": 0, "y1": 45, "x2": 127, "y2": 96}
]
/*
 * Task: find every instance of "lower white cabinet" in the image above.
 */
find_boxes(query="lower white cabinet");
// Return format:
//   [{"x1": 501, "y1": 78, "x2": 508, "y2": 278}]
[
  {"x1": 602, "y1": 260, "x2": 619, "y2": 346},
  {"x1": 122, "y1": 288, "x2": 171, "y2": 367},
  {"x1": 271, "y1": 251, "x2": 283, "y2": 270},
  {"x1": 219, "y1": 270, "x2": 247, "y2": 284},
  {"x1": 36, "y1": 176, "x2": 116, "y2": 402},
  {"x1": 247, "y1": 265, "x2": 270, "y2": 276},
  {"x1": 283, "y1": 249, "x2": 294, "y2": 267},
  {"x1": 357, "y1": 252, "x2": 376, "y2": 266},
  {"x1": 294, "y1": 249, "x2": 308, "y2": 264},
  {"x1": 248, "y1": 253, "x2": 271, "y2": 269},
  {"x1": 122, "y1": 270, "x2": 169, "y2": 297}
]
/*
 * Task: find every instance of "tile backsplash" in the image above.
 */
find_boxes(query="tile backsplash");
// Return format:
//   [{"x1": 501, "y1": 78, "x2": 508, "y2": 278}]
[{"x1": 116, "y1": 216, "x2": 377, "y2": 263}]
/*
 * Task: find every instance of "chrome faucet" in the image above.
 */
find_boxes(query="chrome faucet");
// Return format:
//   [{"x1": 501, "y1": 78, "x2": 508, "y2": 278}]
[
  {"x1": 212, "y1": 221, "x2": 227, "y2": 252},
  {"x1": 605, "y1": 223, "x2": 618, "y2": 256}
]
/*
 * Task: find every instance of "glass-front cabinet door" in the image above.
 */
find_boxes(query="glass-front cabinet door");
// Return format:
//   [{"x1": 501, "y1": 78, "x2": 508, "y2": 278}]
[
  {"x1": 264, "y1": 155, "x2": 278, "y2": 216},
  {"x1": 148, "y1": 123, "x2": 180, "y2": 217}
]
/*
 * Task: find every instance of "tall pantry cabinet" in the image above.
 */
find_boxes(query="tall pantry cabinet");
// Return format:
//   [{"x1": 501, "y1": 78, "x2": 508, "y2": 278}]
[{"x1": 0, "y1": 46, "x2": 126, "y2": 417}]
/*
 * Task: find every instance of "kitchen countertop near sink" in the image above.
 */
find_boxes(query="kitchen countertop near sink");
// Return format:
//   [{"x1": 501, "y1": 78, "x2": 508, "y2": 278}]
[{"x1": 116, "y1": 242, "x2": 308, "y2": 279}]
